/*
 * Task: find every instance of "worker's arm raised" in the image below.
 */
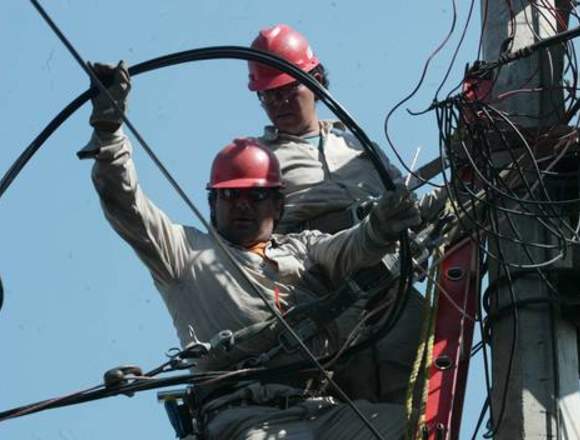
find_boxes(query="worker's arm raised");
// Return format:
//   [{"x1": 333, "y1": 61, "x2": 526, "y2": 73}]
[{"x1": 79, "y1": 62, "x2": 193, "y2": 287}]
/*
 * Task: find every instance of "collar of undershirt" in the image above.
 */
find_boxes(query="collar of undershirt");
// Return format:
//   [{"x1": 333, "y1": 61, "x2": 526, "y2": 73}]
[
  {"x1": 246, "y1": 241, "x2": 279, "y2": 267},
  {"x1": 302, "y1": 133, "x2": 321, "y2": 147},
  {"x1": 246, "y1": 241, "x2": 268, "y2": 257}
]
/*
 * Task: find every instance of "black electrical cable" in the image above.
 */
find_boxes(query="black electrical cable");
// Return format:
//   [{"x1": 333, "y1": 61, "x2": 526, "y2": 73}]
[
  {"x1": 382, "y1": 0, "x2": 460, "y2": 189},
  {"x1": 432, "y1": 0, "x2": 459, "y2": 100},
  {"x1": 470, "y1": 397, "x2": 490, "y2": 440},
  {"x1": 470, "y1": 340, "x2": 483, "y2": 357},
  {"x1": 477, "y1": 0, "x2": 490, "y2": 60},
  {"x1": 485, "y1": 24, "x2": 580, "y2": 71},
  {"x1": 0, "y1": 369, "x2": 261, "y2": 421},
  {"x1": 440, "y1": 60, "x2": 575, "y2": 439},
  {"x1": 482, "y1": 196, "x2": 519, "y2": 439},
  {"x1": 423, "y1": 17, "x2": 580, "y2": 117},
  {"x1": 481, "y1": 105, "x2": 566, "y2": 213},
  {"x1": 472, "y1": 249, "x2": 495, "y2": 440},
  {"x1": 439, "y1": 11, "x2": 484, "y2": 106},
  {"x1": 438, "y1": 101, "x2": 579, "y2": 269},
  {"x1": 435, "y1": 94, "x2": 521, "y2": 438},
  {"x1": 430, "y1": 0, "x2": 482, "y2": 106},
  {"x1": 448, "y1": 113, "x2": 572, "y2": 242},
  {"x1": 4, "y1": 4, "x2": 413, "y2": 438},
  {"x1": 7, "y1": 294, "x2": 450, "y2": 424},
  {"x1": 549, "y1": 300, "x2": 562, "y2": 440},
  {"x1": 463, "y1": 110, "x2": 575, "y2": 259},
  {"x1": 0, "y1": 34, "x2": 415, "y2": 371},
  {"x1": 28, "y1": 3, "x2": 397, "y2": 438},
  {"x1": 0, "y1": 45, "x2": 396, "y2": 199},
  {"x1": 428, "y1": 5, "x2": 580, "y2": 439}
]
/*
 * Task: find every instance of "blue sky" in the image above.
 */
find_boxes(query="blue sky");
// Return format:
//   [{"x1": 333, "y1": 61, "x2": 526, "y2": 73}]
[{"x1": 0, "y1": 1, "x2": 488, "y2": 438}]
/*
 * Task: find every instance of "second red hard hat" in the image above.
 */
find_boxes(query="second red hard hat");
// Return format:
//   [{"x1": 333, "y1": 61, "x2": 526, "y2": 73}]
[{"x1": 248, "y1": 24, "x2": 320, "y2": 92}]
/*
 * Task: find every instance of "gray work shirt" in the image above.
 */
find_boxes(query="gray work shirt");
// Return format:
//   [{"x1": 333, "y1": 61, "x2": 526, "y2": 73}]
[
  {"x1": 83, "y1": 129, "x2": 397, "y2": 370},
  {"x1": 259, "y1": 120, "x2": 404, "y2": 233},
  {"x1": 259, "y1": 120, "x2": 426, "y2": 404}
]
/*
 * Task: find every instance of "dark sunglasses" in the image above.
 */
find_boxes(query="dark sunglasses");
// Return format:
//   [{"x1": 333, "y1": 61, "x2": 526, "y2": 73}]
[{"x1": 218, "y1": 188, "x2": 276, "y2": 202}]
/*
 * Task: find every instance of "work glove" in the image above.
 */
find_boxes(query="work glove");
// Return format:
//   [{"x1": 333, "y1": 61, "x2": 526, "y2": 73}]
[
  {"x1": 368, "y1": 184, "x2": 422, "y2": 243},
  {"x1": 418, "y1": 186, "x2": 449, "y2": 224},
  {"x1": 88, "y1": 60, "x2": 131, "y2": 132}
]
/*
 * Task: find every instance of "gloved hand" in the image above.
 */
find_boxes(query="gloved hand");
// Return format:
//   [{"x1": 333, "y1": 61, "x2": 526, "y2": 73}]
[
  {"x1": 368, "y1": 184, "x2": 422, "y2": 242},
  {"x1": 88, "y1": 61, "x2": 131, "y2": 132},
  {"x1": 418, "y1": 186, "x2": 449, "y2": 223}
]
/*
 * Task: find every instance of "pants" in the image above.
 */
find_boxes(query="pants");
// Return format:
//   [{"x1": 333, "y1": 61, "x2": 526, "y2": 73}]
[
  {"x1": 203, "y1": 384, "x2": 406, "y2": 440},
  {"x1": 333, "y1": 288, "x2": 424, "y2": 403}
]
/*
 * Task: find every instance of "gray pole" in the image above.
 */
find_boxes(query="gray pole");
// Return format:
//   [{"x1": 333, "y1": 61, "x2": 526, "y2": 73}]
[{"x1": 480, "y1": 1, "x2": 580, "y2": 438}]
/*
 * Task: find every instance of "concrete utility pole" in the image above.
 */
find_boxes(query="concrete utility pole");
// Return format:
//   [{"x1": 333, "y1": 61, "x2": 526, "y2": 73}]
[{"x1": 481, "y1": 1, "x2": 580, "y2": 438}]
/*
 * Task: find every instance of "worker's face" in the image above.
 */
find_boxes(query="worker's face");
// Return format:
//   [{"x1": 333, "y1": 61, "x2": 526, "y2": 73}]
[
  {"x1": 213, "y1": 188, "x2": 283, "y2": 247},
  {"x1": 258, "y1": 79, "x2": 319, "y2": 136}
]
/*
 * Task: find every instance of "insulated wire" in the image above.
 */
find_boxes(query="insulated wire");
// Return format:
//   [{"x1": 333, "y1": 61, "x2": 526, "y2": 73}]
[
  {"x1": 21, "y1": 2, "x2": 408, "y2": 438},
  {"x1": 382, "y1": 0, "x2": 460, "y2": 188},
  {"x1": 431, "y1": 16, "x2": 580, "y2": 433}
]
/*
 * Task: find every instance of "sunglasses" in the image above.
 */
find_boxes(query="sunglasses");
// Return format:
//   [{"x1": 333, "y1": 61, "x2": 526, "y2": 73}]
[
  {"x1": 257, "y1": 82, "x2": 303, "y2": 105},
  {"x1": 218, "y1": 188, "x2": 276, "y2": 202}
]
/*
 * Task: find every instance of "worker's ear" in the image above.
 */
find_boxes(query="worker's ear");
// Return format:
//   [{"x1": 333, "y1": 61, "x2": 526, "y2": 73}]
[{"x1": 312, "y1": 71, "x2": 322, "y2": 84}]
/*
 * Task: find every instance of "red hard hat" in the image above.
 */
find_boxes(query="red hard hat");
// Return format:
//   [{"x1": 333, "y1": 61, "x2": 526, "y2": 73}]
[
  {"x1": 207, "y1": 138, "x2": 283, "y2": 189},
  {"x1": 248, "y1": 24, "x2": 320, "y2": 92}
]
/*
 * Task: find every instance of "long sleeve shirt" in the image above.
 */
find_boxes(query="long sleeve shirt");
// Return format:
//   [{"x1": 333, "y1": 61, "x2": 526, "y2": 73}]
[
  {"x1": 259, "y1": 120, "x2": 404, "y2": 233},
  {"x1": 83, "y1": 129, "x2": 398, "y2": 369}
]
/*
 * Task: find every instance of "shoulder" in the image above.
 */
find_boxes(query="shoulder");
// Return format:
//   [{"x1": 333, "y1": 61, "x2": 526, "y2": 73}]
[
  {"x1": 181, "y1": 225, "x2": 214, "y2": 249},
  {"x1": 322, "y1": 119, "x2": 365, "y2": 151}
]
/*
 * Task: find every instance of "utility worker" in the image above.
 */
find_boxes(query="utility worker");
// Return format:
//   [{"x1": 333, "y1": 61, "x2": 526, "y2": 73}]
[
  {"x1": 80, "y1": 62, "x2": 422, "y2": 439},
  {"x1": 246, "y1": 24, "x2": 447, "y2": 403}
]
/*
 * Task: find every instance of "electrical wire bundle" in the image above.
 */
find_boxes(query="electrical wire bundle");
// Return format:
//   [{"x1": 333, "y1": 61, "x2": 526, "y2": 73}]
[
  {"x1": 5, "y1": 1, "x2": 580, "y2": 438},
  {"x1": 383, "y1": 0, "x2": 580, "y2": 438}
]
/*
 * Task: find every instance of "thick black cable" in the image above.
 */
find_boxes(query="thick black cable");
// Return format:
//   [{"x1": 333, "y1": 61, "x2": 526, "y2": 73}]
[
  {"x1": 382, "y1": 0, "x2": 460, "y2": 188},
  {"x1": 0, "y1": 369, "x2": 264, "y2": 421},
  {"x1": 439, "y1": 102, "x2": 579, "y2": 267},
  {"x1": 2, "y1": 13, "x2": 411, "y2": 325},
  {"x1": 485, "y1": 24, "x2": 580, "y2": 71},
  {"x1": 0, "y1": 45, "x2": 396, "y2": 199},
  {"x1": 432, "y1": 0, "x2": 459, "y2": 100},
  {"x1": 0, "y1": 37, "x2": 414, "y2": 366},
  {"x1": 471, "y1": 397, "x2": 490, "y2": 440},
  {"x1": 22, "y1": 2, "x2": 409, "y2": 438},
  {"x1": 482, "y1": 188, "x2": 519, "y2": 439}
]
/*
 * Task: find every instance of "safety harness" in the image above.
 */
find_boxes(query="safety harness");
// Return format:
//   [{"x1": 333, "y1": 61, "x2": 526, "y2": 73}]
[{"x1": 157, "y1": 209, "x2": 451, "y2": 439}]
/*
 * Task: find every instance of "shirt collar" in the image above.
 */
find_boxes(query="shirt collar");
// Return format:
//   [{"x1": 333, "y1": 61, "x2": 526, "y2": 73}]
[{"x1": 261, "y1": 120, "x2": 346, "y2": 142}]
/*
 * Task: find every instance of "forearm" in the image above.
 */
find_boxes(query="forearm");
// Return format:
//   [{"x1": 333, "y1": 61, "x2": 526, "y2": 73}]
[
  {"x1": 307, "y1": 215, "x2": 396, "y2": 283},
  {"x1": 81, "y1": 129, "x2": 190, "y2": 284},
  {"x1": 308, "y1": 186, "x2": 420, "y2": 283}
]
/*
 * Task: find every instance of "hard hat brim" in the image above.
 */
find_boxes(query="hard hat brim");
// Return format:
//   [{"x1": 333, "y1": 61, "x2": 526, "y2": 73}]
[{"x1": 207, "y1": 178, "x2": 284, "y2": 189}]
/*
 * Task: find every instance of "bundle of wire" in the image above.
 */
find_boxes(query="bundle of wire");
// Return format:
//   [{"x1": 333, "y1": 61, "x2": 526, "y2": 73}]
[{"x1": 382, "y1": 0, "x2": 580, "y2": 438}]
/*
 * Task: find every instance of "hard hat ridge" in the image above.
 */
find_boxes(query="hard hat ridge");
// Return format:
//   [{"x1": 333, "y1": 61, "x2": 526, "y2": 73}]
[
  {"x1": 248, "y1": 24, "x2": 320, "y2": 92},
  {"x1": 207, "y1": 138, "x2": 283, "y2": 189}
]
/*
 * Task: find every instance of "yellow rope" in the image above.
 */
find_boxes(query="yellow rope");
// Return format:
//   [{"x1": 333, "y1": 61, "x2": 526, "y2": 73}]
[{"x1": 405, "y1": 246, "x2": 443, "y2": 439}]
